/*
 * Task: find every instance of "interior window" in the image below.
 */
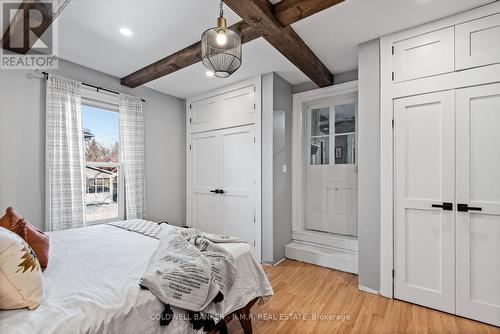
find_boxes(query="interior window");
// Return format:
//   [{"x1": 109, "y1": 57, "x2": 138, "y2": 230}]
[
  {"x1": 334, "y1": 103, "x2": 356, "y2": 164},
  {"x1": 82, "y1": 104, "x2": 122, "y2": 223},
  {"x1": 310, "y1": 107, "x2": 330, "y2": 165}
]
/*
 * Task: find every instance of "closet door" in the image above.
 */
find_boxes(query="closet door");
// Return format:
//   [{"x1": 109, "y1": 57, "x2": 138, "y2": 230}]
[
  {"x1": 394, "y1": 91, "x2": 455, "y2": 313},
  {"x1": 220, "y1": 125, "x2": 257, "y2": 255},
  {"x1": 191, "y1": 131, "x2": 221, "y2": 234},
  {"x1": 456, "y1": 84, "x2": 500, "y2": 327}
]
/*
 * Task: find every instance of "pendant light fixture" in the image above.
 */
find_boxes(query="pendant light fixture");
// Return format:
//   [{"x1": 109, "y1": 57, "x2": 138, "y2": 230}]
[{"x1": 201, "y1": 0, "x2": 242, "y2": 78}]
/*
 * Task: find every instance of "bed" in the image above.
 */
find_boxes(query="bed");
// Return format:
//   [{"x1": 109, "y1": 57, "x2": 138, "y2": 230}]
[{"x1": 0, "y1": 222, "x2": 273, "y2": 334}]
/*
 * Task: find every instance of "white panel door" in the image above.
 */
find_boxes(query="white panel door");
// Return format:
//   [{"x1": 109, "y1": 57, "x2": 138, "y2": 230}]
[
  {"x1": 220, "y1": 85, "x2": 256, "y2": 119},
  {"x1": 456, "y1": 84, "x2": 500, "y2": 326},
  {"x1": 456, "y1": 13, "x2": 500, "y2": 71},
  {"x1": 190, "y1": 96, "x2": 220, "y2": 125},
  {"x1": 220, "y1": 125, "x2": 257, "y2": 256},
  {"x1": 306, "y1": 101, "x2": 358, "y2": 236},
  {"x1": 392, "y1": 27, "x2": 454, "y2": 82},
  {"x1": 191, "y1": 131, "x2": 221, "y2": 234},
  {"x1": 394, "y1": 91, "x2": 455, "y2": 313}
]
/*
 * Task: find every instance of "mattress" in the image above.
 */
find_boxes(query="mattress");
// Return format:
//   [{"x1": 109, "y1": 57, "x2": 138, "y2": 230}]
[{"x1": 0, "y1": 223, "x2": 273, "y2": 334}]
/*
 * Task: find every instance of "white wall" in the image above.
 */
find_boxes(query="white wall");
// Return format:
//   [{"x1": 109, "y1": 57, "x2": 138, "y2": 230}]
[
  {"x1": 357, "y1": 39, "x2": 381, "y2": 291},
  {"x1": 0, "y1": 59, "x2": 186, "y2": 230}
]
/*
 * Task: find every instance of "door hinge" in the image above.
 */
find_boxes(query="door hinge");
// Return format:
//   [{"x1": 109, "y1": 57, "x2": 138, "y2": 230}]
[
  {"x1": 189, "y1": 117, "x2": 192, "y2": 123},
  {"x1": 392, "y1": 119, "x2": 394, "y2": 128},
  {"x1": 189, "y1": 144, "x2": 192, "y2": 150},
  {"x1": 253, "y1": 212, "x2": 256, "y2": 223},
  {"x1": 391, "y1": 46, "x2": 394, "y2": 55},
  {"x1": 392, "y1": 269, "x2": 395, "y2": 278},
  {"x1": 253, "y1": 240, "x2": 256, "y2": 247},
  {"x1": 253, "y1": 103, "x2": 256, "y2": 110},
  {"x1": 253, "y1": 137, "x2": 256, "y2": 143},
  {"x1": 253, "y1": 85, "x2": 256, "y2": 92},
  {"x1": 391, "y1": 72, "x2": 395, "y2": 81},
  {"x1": 189, "y1": 104, "x2": 192, "y2": 109}
]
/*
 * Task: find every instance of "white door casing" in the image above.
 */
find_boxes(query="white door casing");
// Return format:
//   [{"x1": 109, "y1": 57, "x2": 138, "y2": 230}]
[
  {"x1": 394, "y1": 91, "x2": 455, "y2": 313},
  {"x1": 456, "y1": 83, "x2": 500, "y2": 326}
]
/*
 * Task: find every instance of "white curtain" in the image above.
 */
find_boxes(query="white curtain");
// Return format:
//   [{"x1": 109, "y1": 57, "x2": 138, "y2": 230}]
[
  {"x1": 119, "y1": 94, "x2": 147, "y2": 219},
  {"x1": 46, "y1": 74, "x2": 85, "y2": 231}
]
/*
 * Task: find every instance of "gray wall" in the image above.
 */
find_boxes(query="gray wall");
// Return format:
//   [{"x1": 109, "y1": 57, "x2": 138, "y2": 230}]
[
  {"x1": 261, "y1": 72, "x2": 293, "y2": 264},
  {"x1": 0, "y1": 59, "x2": 186, "y2": 230},
  {"x1": 292, "y1": 70, "x2": 359, "y2": 94},
  {"x1": 357, "y1": 39, "x2": 381, "y2": 291},
  {"x1": 272, "y1": 73, "x2": 293, "y2": 263},
  {"x1": 261, "y1": 73, "x2": 274, "y2": 263}
]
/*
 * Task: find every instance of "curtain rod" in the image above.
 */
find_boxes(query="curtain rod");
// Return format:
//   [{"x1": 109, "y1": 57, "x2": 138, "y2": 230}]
[{"x1": 41, "y1": 71, "x2": 146, "y2": 103}]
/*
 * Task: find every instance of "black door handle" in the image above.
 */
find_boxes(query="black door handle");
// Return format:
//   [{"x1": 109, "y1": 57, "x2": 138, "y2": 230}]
[
  {"x1": 432, "y1": 202, "x2": 453, "y2": 211},
  {"x1": 210, "y1": 189, "x2": 220, "y2": 194},
  {"x1": 457, "y1": 204, "x2": 482, "y2": 212},
  {"x1": 218, "y1": 189, "x2": 225, "y2": 194}
]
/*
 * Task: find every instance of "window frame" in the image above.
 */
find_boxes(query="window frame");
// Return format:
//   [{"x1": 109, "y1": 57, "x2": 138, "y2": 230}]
[{"x1": 81, "y1": 88, "x2": 124, "y2": 225}]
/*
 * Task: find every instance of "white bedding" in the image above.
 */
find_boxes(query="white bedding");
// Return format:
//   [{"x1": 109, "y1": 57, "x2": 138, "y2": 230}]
[{"x1": 0, "y1": 223, "x2": 273, "y2": 334}]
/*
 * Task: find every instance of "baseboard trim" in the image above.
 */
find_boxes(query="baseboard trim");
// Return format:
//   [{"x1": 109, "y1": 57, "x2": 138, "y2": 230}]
[
  {"x1": 273, "y1": 258, "x2": 286, "y2": 267},
  {"x1": 358, "y1": 285, "x2": 379, "y2": 295},
  {"x1": 285, "y1": 241, "x2": 358, "y2": 274}
]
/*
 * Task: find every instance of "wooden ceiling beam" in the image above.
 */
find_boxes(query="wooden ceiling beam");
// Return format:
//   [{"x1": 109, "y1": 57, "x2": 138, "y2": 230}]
[
  {"x1": 224, "y1": 0, "x2": 333, "y2": 87},
  {"x1": 122, "y1": 0, "x2": 343, "y2": 88},
  {"x1": 274, "y1": 0, "x2": 344, "y2": 26},
  {"x1": 121, "y1": 21, "x2": 260, "y2": 88}
]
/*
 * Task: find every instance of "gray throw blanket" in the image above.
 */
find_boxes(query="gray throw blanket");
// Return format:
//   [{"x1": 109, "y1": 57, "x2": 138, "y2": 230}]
[{"x1": 139, "y1": 225, "x2": 245, "y2": 329}]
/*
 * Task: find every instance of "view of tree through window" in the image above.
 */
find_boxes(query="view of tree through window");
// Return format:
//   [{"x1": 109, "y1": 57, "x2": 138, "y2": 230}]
[{"x1": 82, "y1": 104, "x2": 122, "y2": 223}]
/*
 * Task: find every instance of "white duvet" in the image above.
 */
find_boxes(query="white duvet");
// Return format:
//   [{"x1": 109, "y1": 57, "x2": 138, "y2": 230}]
[{"x1": 0, "y1": 223, "x2": 273, "y2": 334}]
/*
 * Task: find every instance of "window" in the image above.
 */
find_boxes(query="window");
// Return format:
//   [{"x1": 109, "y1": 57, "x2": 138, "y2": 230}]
[
  {"x1": 334, "y1": 103, "x2": 356, "y2": 164},
  {"x1": 310, "y1": 107, "x2": 330, "y2": 165},
  {"x1": 82, "y1": 104, "x2": 123, "y2": 223},
  {"x1": 309, "y1": 102, "x2": 356, "y2": 166}
]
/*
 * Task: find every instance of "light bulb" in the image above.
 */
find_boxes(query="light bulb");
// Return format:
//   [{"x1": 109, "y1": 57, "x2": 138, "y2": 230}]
[{"x1": 216, "y1": 30, "x2": 227, "y2": 46}]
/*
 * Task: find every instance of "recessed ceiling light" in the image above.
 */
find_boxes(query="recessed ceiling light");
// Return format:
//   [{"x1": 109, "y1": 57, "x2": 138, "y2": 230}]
[
  {"x1": 119, "y1": 28, "x2": 133, "y2": 37},
  {"x1": 205, "y1": 70, "x2": 214, "y2": 77}
]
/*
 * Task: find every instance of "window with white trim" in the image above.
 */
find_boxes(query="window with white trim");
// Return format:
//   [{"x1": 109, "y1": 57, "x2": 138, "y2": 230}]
[{"x1": 82, "y1": 102, "x2": 124, "y2": 223}]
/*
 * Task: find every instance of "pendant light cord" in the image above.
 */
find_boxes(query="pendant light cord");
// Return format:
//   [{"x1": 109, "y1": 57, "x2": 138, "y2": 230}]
[{"x1": 219, "y1": 0, "x2": 224, "y2": 17}]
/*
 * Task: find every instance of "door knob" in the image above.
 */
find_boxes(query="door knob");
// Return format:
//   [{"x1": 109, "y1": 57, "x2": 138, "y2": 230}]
[
  {"x1": 210, "y1": 189, "x2": 220, "y2": 194},
  {"x1": 218, "y1": 189, "x2": 225, "y2": 194},
  {"x1": 431, "y1": 202, "x2": 453, "y2": 211}
]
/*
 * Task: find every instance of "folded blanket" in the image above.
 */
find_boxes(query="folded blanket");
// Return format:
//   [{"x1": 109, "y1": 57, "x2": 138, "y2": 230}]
[{"x1": 139, "y1": 225, "x2": 246, "y2": 331}]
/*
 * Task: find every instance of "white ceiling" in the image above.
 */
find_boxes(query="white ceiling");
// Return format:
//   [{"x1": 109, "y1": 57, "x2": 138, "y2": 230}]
[{"x1": 54, "y1": 0, "x2": 492, "y2": 98}]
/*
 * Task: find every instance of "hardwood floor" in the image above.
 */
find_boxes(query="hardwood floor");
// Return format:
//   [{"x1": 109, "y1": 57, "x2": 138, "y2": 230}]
[{"x1": 227, "y1": 260, "x2": 500, "y2": 334}]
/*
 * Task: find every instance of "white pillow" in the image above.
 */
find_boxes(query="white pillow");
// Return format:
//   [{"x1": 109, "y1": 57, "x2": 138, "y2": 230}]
[{"x1": 0, "y1": 227, "x2": 43, "y2": 310}]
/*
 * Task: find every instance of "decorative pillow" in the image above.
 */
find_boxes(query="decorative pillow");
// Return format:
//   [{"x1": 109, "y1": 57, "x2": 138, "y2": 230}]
[
  {"x1": 0, "y1": 207, "x2": 15, "y2": 229},
  {"x1": 0, "y1": 208, "x2": 50, "y2": 271},
  {"x1": 0, "y1": 227, "x2": 44, "y2": 310}
]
